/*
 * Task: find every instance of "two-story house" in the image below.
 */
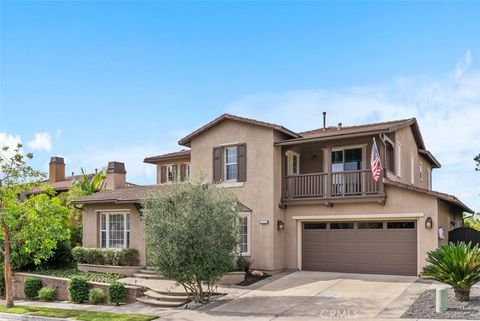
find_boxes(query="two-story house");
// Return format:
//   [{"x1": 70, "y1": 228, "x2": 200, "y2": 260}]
[{"x1": 73, "y1": 113, "x2": 472, "y2": 276}]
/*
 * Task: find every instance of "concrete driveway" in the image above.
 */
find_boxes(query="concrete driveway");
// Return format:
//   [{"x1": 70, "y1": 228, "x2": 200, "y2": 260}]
[{"x1": 212, "y1": 271, "x2": 426, "y2": 319}]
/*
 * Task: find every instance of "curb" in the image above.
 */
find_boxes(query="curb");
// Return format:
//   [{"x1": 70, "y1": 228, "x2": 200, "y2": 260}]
[{"x1": 0, "y1": 312, "x2": 67, "y2": 321}]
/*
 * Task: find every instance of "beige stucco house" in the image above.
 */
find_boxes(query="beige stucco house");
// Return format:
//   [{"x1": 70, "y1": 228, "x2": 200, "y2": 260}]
[{"x1": 73, "y1": 113, "x2": 473, "y2": 276}]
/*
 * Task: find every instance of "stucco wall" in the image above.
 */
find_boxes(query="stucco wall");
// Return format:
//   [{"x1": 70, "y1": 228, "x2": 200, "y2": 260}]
[
  {"x1": 82, "y1": 203, "x2": 147, "y2": 266},
  {"x1": 437, "y1": 200, "x2": 464, "y2": 246},
  {"x1": 190, "y1": 119, "x2": 278, "y2": 271},
  {"x1": 283, "y1": 184, "x2": 440, "y2": 275}
]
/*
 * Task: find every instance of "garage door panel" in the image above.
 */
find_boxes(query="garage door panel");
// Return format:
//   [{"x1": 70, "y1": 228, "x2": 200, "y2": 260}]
[{"x1": 302, "y1": 221, "x2": 417, "y2": 276}]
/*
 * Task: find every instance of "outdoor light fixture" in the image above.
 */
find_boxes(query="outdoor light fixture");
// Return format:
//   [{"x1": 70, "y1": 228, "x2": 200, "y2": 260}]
[
  {"x1": 311, "y1": 154, "x2": 318, "y2": 160},
  {"x1": 425, "y1": 217, "x2": 433, "y2": 229},
  {"x1": 277, "y1": 220, "x2": 285, "y2": 231}
]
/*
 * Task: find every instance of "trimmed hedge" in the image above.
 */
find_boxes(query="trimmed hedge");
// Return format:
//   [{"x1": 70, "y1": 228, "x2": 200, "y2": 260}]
[
  {"x1": 108, "y1": 282, "x2": 126, "y2": 306},
  {"x1": 24, "y1": 278, "x2": 43, "y2": 300},
  {"x1": 68, "y1": 276, "x2": 89, "y2": 303},
  {"x1": 38, "y1": 287, "x2": 56, "y2": 301},
  {"x1": 72, "y1": 247, "x2": 139, "y2": 266}
]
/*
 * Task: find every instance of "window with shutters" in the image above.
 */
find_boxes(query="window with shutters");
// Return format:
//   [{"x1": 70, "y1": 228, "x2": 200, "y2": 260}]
[
  {"x1": 225, "y1": 146, "x2": 238, "y2": 181},
  {"x1": 166, "y1": 165, "x2": 176, "y2": 182},
  {"x1": 185, "y1": 163, "x2": 191, "y2": 180}
]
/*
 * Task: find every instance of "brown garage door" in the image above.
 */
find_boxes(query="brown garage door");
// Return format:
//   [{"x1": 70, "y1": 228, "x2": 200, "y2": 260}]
[{"x1": 302, "y1": 221, "x2": 417, "y2": 276}]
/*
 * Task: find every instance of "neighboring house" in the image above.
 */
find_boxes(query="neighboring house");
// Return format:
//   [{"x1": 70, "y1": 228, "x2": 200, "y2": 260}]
[{"x1": 73, "y1": 113, "x2": 473, "y2": 276}]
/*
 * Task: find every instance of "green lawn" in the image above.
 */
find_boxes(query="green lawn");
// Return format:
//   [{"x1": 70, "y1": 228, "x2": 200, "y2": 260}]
[
  {"x1": 29, "y1": 268, "x2": 125, "y2": 283},
  {"x1": 0, "y1": 305, "x2": 158, "y2": 321}
]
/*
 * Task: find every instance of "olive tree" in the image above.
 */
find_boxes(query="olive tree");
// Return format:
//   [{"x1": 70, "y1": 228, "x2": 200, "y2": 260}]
[{"x1": 142, "y1": 180, "x2": 239, "y2": 303}]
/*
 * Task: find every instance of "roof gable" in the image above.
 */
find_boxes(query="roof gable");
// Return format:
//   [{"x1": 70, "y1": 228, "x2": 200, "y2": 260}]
[{"x1": 178, "y1": 113, "x2": 300, "y2": 147}]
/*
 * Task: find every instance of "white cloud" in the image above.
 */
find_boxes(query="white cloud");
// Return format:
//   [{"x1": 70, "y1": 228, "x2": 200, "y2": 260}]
[
  {"x1": 27, "y1": 132, "x2": 52, "y2": 152},
  {"x1": 0, "y1": 133, "x2": 22, "y2": 155},
  {"x1": 226, "y1": 50, "x2": 480, "y2": 211},
  {"x1": 56, "y1": 129, "x2": 62, "y2": 140}
]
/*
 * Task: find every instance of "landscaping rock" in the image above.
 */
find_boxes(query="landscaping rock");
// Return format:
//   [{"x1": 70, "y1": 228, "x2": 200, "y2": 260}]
[{"x1": 402, "y1": 287, "x2": 480, "y2": 320}]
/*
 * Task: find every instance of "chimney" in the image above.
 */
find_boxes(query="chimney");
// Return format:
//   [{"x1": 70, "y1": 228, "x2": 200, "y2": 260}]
[
  {"x1": 49, "y1": 157, "x2": 65, "y2": 183},
  {"x1": 105, "y1": 161, "x2": 126, "y2": 191},
  {"x1": 323, "y1": 112, "x2": 327, "y2": 130}
]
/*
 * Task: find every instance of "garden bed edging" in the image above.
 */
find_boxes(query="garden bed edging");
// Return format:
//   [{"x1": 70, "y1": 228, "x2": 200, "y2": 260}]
[
  {"x1": 215, "y1": 271, "x2": 246, "y2": 285},
  {"x1": 77, "y1": 263, "x2": 143, "y2": 276}
]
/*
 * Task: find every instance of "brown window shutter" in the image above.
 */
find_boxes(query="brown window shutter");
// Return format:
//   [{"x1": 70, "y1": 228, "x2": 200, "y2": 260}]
[
  {"x1": 237, "y1": 143, "x2": 246, "y2": 182},
  {"x1": 213, "y1": 147, "x2": 222, "y2": 182},
  {"x1": 180, "y1": 164, "x2": 186, "y2": 181},
  {"x1": 173, "y1": 164, "x2": 178, "y2": 180},
  {"x1": 160, "y1": 165, "x2": 166, "y2": 183}
]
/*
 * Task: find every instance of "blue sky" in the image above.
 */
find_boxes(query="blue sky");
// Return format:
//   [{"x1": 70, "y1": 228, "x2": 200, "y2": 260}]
[{"x1": 1, "y1": 2, "x2": 479, "y2": 210}]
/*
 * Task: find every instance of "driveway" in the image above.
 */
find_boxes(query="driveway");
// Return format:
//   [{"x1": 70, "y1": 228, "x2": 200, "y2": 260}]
[{"x1": 212, "y1": 271, "x2": 426, "y2": 319}]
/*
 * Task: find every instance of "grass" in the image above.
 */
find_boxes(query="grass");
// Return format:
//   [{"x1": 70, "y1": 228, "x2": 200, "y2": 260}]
[
  {"x1": 0, "y1": 305, "x2": 158, "y2": 321},
  {"x1": 29, "y1": 268, "x2": 124, "y2": 283}
]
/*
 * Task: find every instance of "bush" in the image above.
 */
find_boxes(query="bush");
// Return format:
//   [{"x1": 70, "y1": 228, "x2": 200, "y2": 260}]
[
  {"x1": 68, "y1": 276, "x2": 89, "y2": 303},
  {"x1": 44, "y1": 240, "x2": 74, "y2": 269},
  {"x1": 236, "y1": 256, "x2": 254, "y2": 272},
  {"x1": 72, "y1": 247, "x2": 139, "y2": 266},
  {"x1": 38, "y1": 287, "x2": 56, "y2": 301},
  {"x1": 108, "y1": 282, "x2": 125, "y2": 306},
  {"x1": 24, "y1": 278, "x2": 43, "y2": 300},
  {"x1": 89, "y1": 288, "x2": 105, "y2": 304},
  {"x1": 422, "y1": 242, "x2": 480, "y2": 302}
]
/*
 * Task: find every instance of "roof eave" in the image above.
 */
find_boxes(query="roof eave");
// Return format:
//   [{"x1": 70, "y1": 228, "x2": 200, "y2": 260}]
[{"x1": 275, "y1": 129, "x2": 388, "y2": 146}]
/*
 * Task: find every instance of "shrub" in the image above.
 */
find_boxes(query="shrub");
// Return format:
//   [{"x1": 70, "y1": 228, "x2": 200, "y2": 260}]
[
  {"x1": 24, "y1": 278, "x2": 43, "y2": 300},
  {"x1": 38, "y1": 287, "x2": 56, "y2": 301},
  {"x1": 422, "y1": 242, "x2": 480, "y2": 302},
  {"x1": 68, "y1": 276, "x2": 89, "y2": 303},
  {"x1": 143, "y1": 180, "x2": 239, "y2": 303},
  {"x1": 108, "y1": 282, "x2": 125, "y2": 306},
  {"x1": 72, "y1": 247, "x2": 139, "y2": 266},
  {"x1": 44, "y1": 240, "x2": 74, "y2": 269},
  {"x1": 89, "y1": 288, "x2": 105, "y2": 304},
  {"x1": 236, "y1": 256, "x2": 254, "y2": 272}
]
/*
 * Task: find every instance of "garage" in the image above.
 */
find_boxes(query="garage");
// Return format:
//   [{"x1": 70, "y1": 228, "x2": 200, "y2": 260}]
[{"x1": 302, "y1": 221, "x2": 417, "y2": 276}]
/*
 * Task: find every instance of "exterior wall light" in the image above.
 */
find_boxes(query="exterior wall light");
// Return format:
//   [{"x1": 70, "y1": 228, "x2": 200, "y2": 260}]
[
  {"x1": 277, "y1": 220, "x2": 285, "y2": 231},
  {"x1": 425, "y1": 217, "x2": 433, "y2": 229}
]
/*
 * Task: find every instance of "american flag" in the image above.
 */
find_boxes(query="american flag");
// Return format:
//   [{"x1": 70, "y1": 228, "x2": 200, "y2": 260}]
[{"x1": 371, "y1": 138, "x2": 383, "y2": 182}]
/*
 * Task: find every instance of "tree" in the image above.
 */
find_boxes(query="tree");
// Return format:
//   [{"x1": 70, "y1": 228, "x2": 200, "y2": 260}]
[
  {"x1": 0, "y1": 144, "x2": 70, "y2": 307},
  {"x1": 142, "y1": 180, "x2": 239, "y2": 303},
  {"x1": 422, "y1": 242, "x2": 480, "y2": 302},
  {"x1": 475, "y1": 153, "x2": 480, "y2": 171},
  {"x1": 464, "y1": 214, "x2": 480, "y2": 231}
]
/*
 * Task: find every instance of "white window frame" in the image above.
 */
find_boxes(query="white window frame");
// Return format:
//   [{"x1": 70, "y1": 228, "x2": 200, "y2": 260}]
[
  {"x1": 238, "y1": 212, "x2": 251, "y2": 256},
  {"x1": 99, "y1": 212, "x2": 130, "y2": 249},
  {"x1": 410, "y1": 153, "x2": 415, "y2": 184},
  {"x1": 427, "y1": 168, "x2": 432, "y2": 190},
  {"x1": 224, "y1": 146, "x2": 238, "y2": 181},
  {"x1": 286, "y1": 150, "x2": 301, "y2": 175},
  {"x1": 331, "y1": 144, "x2": 367, "y2": 171},
  {"x1": 395, "y1": 141, "x2": 402, "y2": 177},
  {"x1": 419, "y1": 161, "x2": 424, "y2": 181},
  {"x1": 166, "y1": 164, "x2": 175, "y2": 182},
  {"x1": 185, "y1": 163, "x2": 191, "y2": 180}
]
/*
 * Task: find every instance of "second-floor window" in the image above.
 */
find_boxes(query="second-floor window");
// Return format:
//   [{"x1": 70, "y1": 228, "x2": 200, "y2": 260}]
[
  {"x1": 166, "y1": 165, "x2": 176, "y2": 182},
  {"x1": 225, "y1": 146, "x2": 238, "y2": 180},
  {"x1": 419, "y1": 161, "x2": 424, "y2": 181},
  {"x1": 185, "y1": 163, "x2": 191, "y2": 180},
  {"x1": 332, "y1": 147, "x2": 362, "y2": 172}
]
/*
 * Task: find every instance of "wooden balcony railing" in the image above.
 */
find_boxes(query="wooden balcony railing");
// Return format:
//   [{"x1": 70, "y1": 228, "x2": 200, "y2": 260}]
[{"x1": 283, "y1": 169, "x2": 382, "y2": 200}]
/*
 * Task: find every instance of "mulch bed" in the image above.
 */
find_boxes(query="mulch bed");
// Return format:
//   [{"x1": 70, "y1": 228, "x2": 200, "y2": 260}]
[
  {"x1": 402, "y1": 287, "x2": 480, "y2": 320},
  {"x1": 236, "y1": 272, "x2": 270, "y2": 286}
]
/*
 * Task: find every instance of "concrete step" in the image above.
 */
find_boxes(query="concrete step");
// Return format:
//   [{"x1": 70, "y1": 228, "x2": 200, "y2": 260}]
[
  {"x1": 139, "y1": 269, "x2": 156, "y2": 274},
  {"x1": 132, "y1": 273, "x2": 166, "y2": 280},
  {"x1": 145, "y1": 266, "x2": 156, "y2": 271},
  {"x1": 136, "y1": 296, "x2": 188, "y2": 308},
  {"x1": 144, "y1": 290, "x2": 189, "y2": 302}
]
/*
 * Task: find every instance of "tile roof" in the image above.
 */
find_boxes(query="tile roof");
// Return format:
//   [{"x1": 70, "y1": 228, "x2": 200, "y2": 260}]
[
  {"x1": 71, "y1": 185, "x2": 163, "y2": 204},
  {"x1": 144, "y1": 149, "x2": 191, "y2": 164},
  {"x1": 178, "y1": 113, "x2": 300, "y2": 147},
  {"x1": 384, "y1": 178, "x2": 473, "y2": 213}
]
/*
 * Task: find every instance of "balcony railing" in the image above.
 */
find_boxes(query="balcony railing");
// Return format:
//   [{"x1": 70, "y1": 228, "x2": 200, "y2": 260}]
[{"x1": 283, "y1": 169, "x2": 382, "y2": 200}]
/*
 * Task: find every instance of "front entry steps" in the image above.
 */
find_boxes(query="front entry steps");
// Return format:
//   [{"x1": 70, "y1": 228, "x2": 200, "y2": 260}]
[
  {"x1": 136, "y1": 290, "x2": 190, "y2": 308},
  {"x1": 133, "y1": 266, "x2": 169, "y2": 280}
]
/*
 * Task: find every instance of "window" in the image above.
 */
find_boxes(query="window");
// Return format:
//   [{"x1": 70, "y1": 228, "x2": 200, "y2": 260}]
[
  {"x1": 292, "y1": 154, "x2": 299, "y2": 175},
  {"x1": 427, "y1": 168, "x2": 432, "y2": 190},
  {"x1": 225, "y1": 146, "x2": 238, "y2": 181},
  {"x1": 410, "y1": 154, "x2": 415, "y2": 184},
  {"x1": 304, "y1": 223, "x2": 327, "y2": 229},
  {"x1": 330, "y1": 222, "x2": 354, "y2": 229},
  {"x1": 387, "y1": 221, "x2": 415, "y2": 229},
  {"x1": 419, "y1": 161, "x2": 424, "y2": 181},
  {"x1": 166, "y1": 165, "x2": 176, "y2": 182},
  {"x1": 100, "y1": 212, "x2": 130, "y2": 248},
  {"x1": 185, "y1": 163, "x2": 191, "y2": 180},
  {"x1": 357, "y1": 222, "x2": 383, "y2": 229},
  {"x1": 286, "y1": 151, "x2": 300, "y2": 175},
  {"x1": 238, "y1": 213, "x2": 251, "y2": 255},
  {"x1": 395, "y1": 141, "x2": 402, "y2": 177},
  {"x1": 332, "y1": 147, "x2": 362, "y2": 172}
]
